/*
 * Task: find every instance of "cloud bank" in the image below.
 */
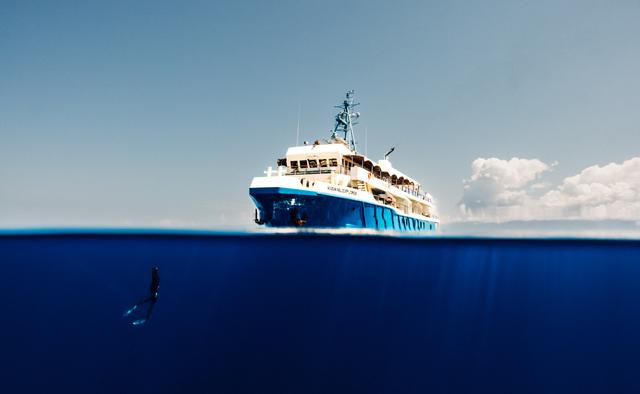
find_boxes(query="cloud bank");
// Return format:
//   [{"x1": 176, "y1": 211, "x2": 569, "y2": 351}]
[{"x1": 459, "y1": 157, "x2": 640, "y2": 221}]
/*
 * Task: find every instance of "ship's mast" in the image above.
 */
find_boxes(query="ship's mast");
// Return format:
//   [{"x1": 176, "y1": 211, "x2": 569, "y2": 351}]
[{"x1": 331, "y1": 90, "x2": 360, "y2": 152}]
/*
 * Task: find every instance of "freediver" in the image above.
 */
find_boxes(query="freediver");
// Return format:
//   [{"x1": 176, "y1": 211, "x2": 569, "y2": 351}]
[{"x1": 123, "y1": 266, "x2": 160, "y2": 326}]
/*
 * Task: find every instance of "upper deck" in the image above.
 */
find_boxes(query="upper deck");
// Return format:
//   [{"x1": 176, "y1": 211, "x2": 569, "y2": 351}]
[{"x1": 278, "y1": 141, "x2": 434, "y2": 206}]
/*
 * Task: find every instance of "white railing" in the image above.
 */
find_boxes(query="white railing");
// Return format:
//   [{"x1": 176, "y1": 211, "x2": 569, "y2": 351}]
[
  {"x1": 264, "y1": 166, "x2": 286, "y2": 177},
  {"x1": 272, "y1": 164, "x2": 434, "y2": 204}
]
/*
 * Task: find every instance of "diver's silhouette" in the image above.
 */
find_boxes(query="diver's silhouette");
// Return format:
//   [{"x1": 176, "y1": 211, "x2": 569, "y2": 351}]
[{"x1": 123, "y1": 266, "x2": 160, "y2": 326}]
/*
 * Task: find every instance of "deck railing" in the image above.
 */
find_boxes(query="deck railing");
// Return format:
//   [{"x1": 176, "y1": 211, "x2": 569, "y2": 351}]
[{"x1": 276, "y1": 165, "x2": 433, "y2": 204}]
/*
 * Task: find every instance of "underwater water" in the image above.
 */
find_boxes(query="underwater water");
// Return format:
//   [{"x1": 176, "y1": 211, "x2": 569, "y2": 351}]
[{"x1": 1, "y1": 230, "x2": 640, "y2": 393}]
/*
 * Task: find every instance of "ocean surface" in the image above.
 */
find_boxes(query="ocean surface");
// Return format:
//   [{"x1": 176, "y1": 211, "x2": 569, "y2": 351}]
[{"x1": 2, "y1": 230, "x2": 640, "y2": 393}]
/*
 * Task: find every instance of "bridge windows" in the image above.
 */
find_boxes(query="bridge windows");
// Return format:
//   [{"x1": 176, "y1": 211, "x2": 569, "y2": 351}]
[{"x1": 288, "y1": 157, "x2": 339, "y2": 174}]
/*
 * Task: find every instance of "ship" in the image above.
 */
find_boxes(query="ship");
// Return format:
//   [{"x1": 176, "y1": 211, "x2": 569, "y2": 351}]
[{"x1": 249, "y1": 91, "x2": 439, "y2": 232}]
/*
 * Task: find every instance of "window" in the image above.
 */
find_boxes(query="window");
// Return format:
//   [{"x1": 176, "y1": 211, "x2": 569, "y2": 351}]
[
  {"x1": 300, "y1": 160, "x2": 308, "y2": 169},
  {"x1": 290, "y1": 161, "x2": 298, "y2": 169},
  {"x1": 329, "y1": 158, "x2": 338, "y2": 166},
  {"x1": 319, "y1": 159, "x2": 327, "y2": 167},
  {"x1": 308, "y1": 160, "x2": 318, "y2": 168}
]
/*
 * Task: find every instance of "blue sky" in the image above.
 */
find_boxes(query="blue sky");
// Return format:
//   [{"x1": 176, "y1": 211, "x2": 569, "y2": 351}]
[{"x1": 2, "y1": 0, "x2": 640, "y2": 228}]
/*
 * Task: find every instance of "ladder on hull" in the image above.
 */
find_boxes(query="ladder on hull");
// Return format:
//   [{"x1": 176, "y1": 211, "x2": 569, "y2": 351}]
[{"x1": 353, "y1": 180, "x2": 367, "y2": 191}]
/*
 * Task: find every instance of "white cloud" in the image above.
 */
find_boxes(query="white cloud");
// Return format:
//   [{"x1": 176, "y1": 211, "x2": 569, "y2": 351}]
[
  {"x1": 466, "y1": 157, "x2": 553, "y2": 189},
  {"x1": 459, "y1": 157, "x2": 553, "y2": 221},
  {"x1": 459, "y1": 156, "x2": 640, "y2": 221},
  {"x1": 540, "y1": 157, "x2": 640, "y2": 220}
]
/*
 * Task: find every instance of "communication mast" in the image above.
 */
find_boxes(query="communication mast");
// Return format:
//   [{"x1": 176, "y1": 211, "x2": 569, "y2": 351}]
[{"x1": 331, "y1": 90, "x2": 360, "y2": 151}]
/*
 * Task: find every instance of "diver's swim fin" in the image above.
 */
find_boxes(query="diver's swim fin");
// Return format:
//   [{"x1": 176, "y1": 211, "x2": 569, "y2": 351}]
[
  {"x1": 131, "y1": 319, "x2": 146, "y2": 326},
  {"x1": 123, "y1": 305, "x2": 137, "y2": 317}
]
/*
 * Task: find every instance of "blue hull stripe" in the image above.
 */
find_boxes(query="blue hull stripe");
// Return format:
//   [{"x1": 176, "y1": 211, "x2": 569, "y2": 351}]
[{"x1": 250, "y1": 187, "x2": 437, "y2": 232}]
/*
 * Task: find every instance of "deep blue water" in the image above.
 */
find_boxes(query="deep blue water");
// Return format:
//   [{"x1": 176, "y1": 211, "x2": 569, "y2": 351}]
[{"x1": 1, "y1": 230, "x2": 640, "y2": 393}]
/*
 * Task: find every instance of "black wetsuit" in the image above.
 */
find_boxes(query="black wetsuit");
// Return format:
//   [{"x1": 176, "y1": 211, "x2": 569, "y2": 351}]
[
  {"x1": 124, "y1": 267, "x2": 160, "y2": 325},
  {"x1": 148, "y1": 268, "x2": 160, "y2": 302}
]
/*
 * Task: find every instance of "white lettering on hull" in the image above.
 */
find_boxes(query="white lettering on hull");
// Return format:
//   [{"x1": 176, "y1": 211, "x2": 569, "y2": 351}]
[{"x1": 326, "y1": 185, "x2": 358, "y2": 196}]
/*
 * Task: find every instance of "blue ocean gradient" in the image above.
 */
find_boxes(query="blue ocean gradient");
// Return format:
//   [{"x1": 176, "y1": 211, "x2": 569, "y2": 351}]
[{"x1": 1, "y1": 230, "x2": 640, "y2": 393}]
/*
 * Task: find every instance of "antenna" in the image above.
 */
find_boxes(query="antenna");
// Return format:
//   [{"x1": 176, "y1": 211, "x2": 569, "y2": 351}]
[
  {"x1": 296, "y1": 104, "x2": 301, "y2": 146},
  {"x1": 384, "y1": 146, "x2": 395, "y2": 160},
  {"x1": 331, "y1": 90, "x2": 360, "y2": 151}
]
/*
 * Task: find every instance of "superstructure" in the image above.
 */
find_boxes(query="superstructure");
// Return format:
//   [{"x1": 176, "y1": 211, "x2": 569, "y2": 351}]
[{"x1": 249, "y1": 91, "x2": 439, "y2": 231}]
